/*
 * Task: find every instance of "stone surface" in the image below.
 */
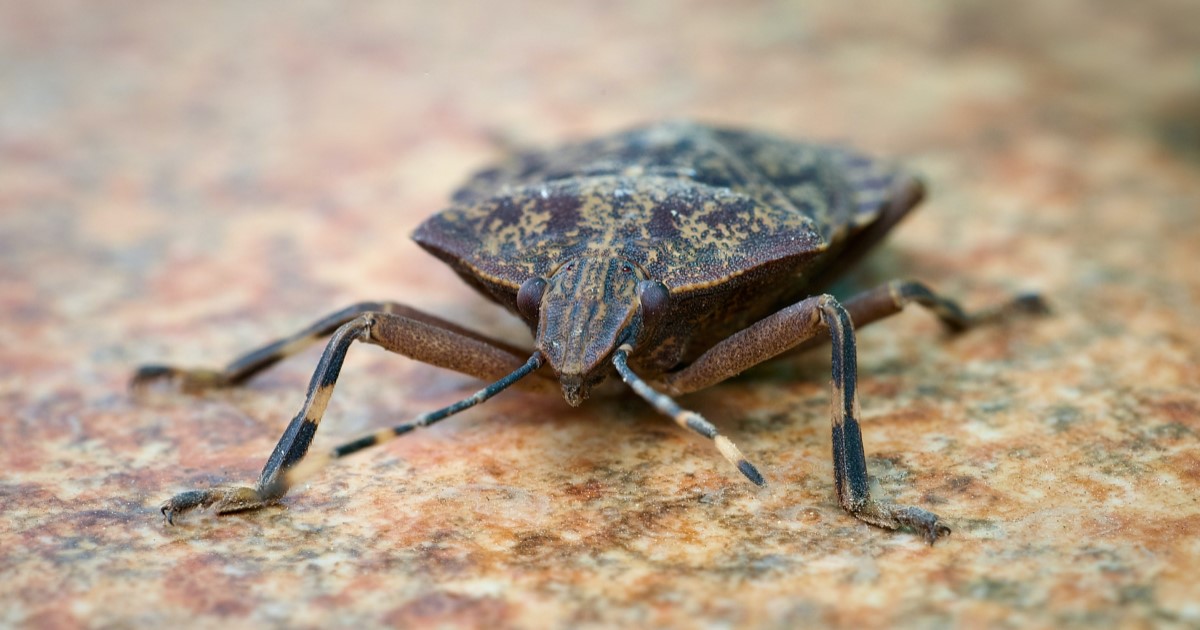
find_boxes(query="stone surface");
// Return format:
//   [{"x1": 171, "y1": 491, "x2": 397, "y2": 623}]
[{"x1": 2, "y1": 1, "x2": 1198, "y2": 628}]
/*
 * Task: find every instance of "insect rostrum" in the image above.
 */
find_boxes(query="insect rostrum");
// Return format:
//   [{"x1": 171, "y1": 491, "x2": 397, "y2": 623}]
[{"x1": 135, "y1": 121, "x2": 1045, "y2": 544}]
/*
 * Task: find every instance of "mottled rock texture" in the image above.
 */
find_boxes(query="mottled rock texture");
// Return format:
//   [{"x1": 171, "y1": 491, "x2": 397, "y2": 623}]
[{"x1": 2, "y1": 1, "x2": 1198, "y2": 628}]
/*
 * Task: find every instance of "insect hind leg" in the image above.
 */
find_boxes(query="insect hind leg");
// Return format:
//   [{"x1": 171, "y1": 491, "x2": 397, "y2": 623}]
[
  {"x1": 132, "y1": 302, "x2": 405, "y2": 393},
  {"x1": 768, "y1": 280, "x2": 1048, "y2": 362},
  {"x1": 132, "y1": 301, "x2": 533, "y2": 394},
  {"x1": 844, "y1": 280, "x2": 1048, "y2": 333}
]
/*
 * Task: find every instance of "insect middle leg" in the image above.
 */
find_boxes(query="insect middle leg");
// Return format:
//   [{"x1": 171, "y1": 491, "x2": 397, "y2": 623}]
[
  {"x1": 661, "y1": 283, "x2": 1044, "y2": 543},
  {"x1": 156, "y1": 309, "x2": 541, "y2": 524}
]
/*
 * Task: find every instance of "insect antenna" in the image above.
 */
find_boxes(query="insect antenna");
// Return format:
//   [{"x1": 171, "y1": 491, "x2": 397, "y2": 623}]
[
  {"x1": 612, "y1": 344, "x2": 766, "y2": 486},
  {"x1": 285, "y1": 352, "x2": 544, "y2": 485}
]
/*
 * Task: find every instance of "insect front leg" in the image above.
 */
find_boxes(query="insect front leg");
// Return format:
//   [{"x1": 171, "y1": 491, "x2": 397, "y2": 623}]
[
  {"x1": 817, "y1": 296, "x2": 950, "y2": 542},
  {"x1": 655, "y1": 297, "x2": 921, "y2": 543},
  {"x1": 158, "y1": 309, "x2": 544, "y2": 524},
  {"x1": 662, "y1": 283, "x2": 1044, "y2": 542}
]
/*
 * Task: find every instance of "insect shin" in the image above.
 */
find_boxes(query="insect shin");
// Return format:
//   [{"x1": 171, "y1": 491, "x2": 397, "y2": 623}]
[
  {"x1": 612, "y1": 345, "x2": 765, "y2": 486},
  {"x1": 284, "y1": 353, "x2": 544, "y2": 485}
]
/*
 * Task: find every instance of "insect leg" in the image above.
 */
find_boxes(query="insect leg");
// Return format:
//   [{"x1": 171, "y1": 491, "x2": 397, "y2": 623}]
[
  {"x1": 842, "y1": 280, "x2": 1048, "y2": 332},
  {"x1": 662, "y1": 295, "x2": 828, "y2": 396},
  {"x1": 662, "y1": 280, "x2": 1044, "y2": 395},
  {"x1": 818, "y1": 296, "x2": 950, "y2": 544},
  {"x1": 662, "y1": 295, "x2": 952, "y2": 543},
  {"x1": 132, "y1": 301, "x2": 531, "y2": 393},
  {"x1": 159, "y1": 310, "x2": 541, "y2": 524},
  {"x1": 283, "y1": 353, "x2": 542, "y2": 486},
  {"x1": 770, "y1": 281, "x2": 1046, "y2": 362},
  {"x1": 613, "y1": 345, "x2": 765, "y2": 486}
]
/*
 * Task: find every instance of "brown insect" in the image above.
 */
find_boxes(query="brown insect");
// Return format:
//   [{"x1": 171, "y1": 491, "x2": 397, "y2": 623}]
[{"x1": 135, "y1": 121, "x2": 1044, "y2": 543}]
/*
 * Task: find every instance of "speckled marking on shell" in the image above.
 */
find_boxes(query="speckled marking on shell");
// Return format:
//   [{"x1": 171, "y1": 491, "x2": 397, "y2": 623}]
[
  {"x1": 415, "y1": 121, "x2": 915, "y2": 373},
  {"x1": 418, "y1": 121, "x2": 904, "y2": 295}
]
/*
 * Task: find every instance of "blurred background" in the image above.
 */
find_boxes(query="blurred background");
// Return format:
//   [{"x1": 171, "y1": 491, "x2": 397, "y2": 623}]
[{"x1": 2, "y1": 1, "x2": 1198, "y2": 628}]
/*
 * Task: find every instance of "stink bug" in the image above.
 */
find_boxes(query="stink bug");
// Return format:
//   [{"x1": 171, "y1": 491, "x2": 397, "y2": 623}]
[{"x1": 136, "y1": 121, "x2": 1045, "y2": 543}]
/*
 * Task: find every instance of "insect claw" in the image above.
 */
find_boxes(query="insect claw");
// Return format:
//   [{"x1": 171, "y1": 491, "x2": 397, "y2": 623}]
[
  {"x1": 889, "y1": 505, "x2": 951, "y2": 545},
  {"x1": 158, "y1": 487, "x2": 255, "y2": 525},
  {"x1": 1013, "y1": 292, "x2": 1051, "y2": 315},
  {"x1": 132, "y1": 364, "x2": 173, "y2": 383}
]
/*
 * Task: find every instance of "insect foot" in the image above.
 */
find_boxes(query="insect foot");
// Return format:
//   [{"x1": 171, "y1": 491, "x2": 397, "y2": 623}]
[
  {"x1": 849, "y1": 499, "x2": 952, "y2": 545},
  {"x1": 160, "y1": 486, "x2": 268, "y2": 525},
  {"x1": 131, "y1": 364, "x2": 229, "y2": 394},
  {"x1": 1011, "y1": 292, "x2": 1052, "y2": 316},
  {"x1": 894, "y1": 506, "x2": 953, "y2": 545}
]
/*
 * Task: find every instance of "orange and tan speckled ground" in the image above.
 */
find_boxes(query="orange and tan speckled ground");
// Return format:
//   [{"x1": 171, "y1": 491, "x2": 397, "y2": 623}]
[{"x1": 2, "y1": 1, "x2": 1199, "y2": 628}]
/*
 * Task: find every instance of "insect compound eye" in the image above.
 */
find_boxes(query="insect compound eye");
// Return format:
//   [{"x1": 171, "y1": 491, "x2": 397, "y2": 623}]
[
  {"x1": 517, "y1": 276, "x2": 548, "y2": 323},
  {"x1": 636, "y1": 280, "x2": 670, "y2": 328}
]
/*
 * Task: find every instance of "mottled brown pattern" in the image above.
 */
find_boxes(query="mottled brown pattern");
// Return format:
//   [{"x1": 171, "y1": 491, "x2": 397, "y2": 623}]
[
  {"x1": 418, "y1": 121, "x2": 900, "y2": 296},
  {"x1": 3, "y1": 0, "x2": 1200, "y2": 628},
  {"x1": 417, "y1": 121, "x2": 915, "y2": 384}
]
